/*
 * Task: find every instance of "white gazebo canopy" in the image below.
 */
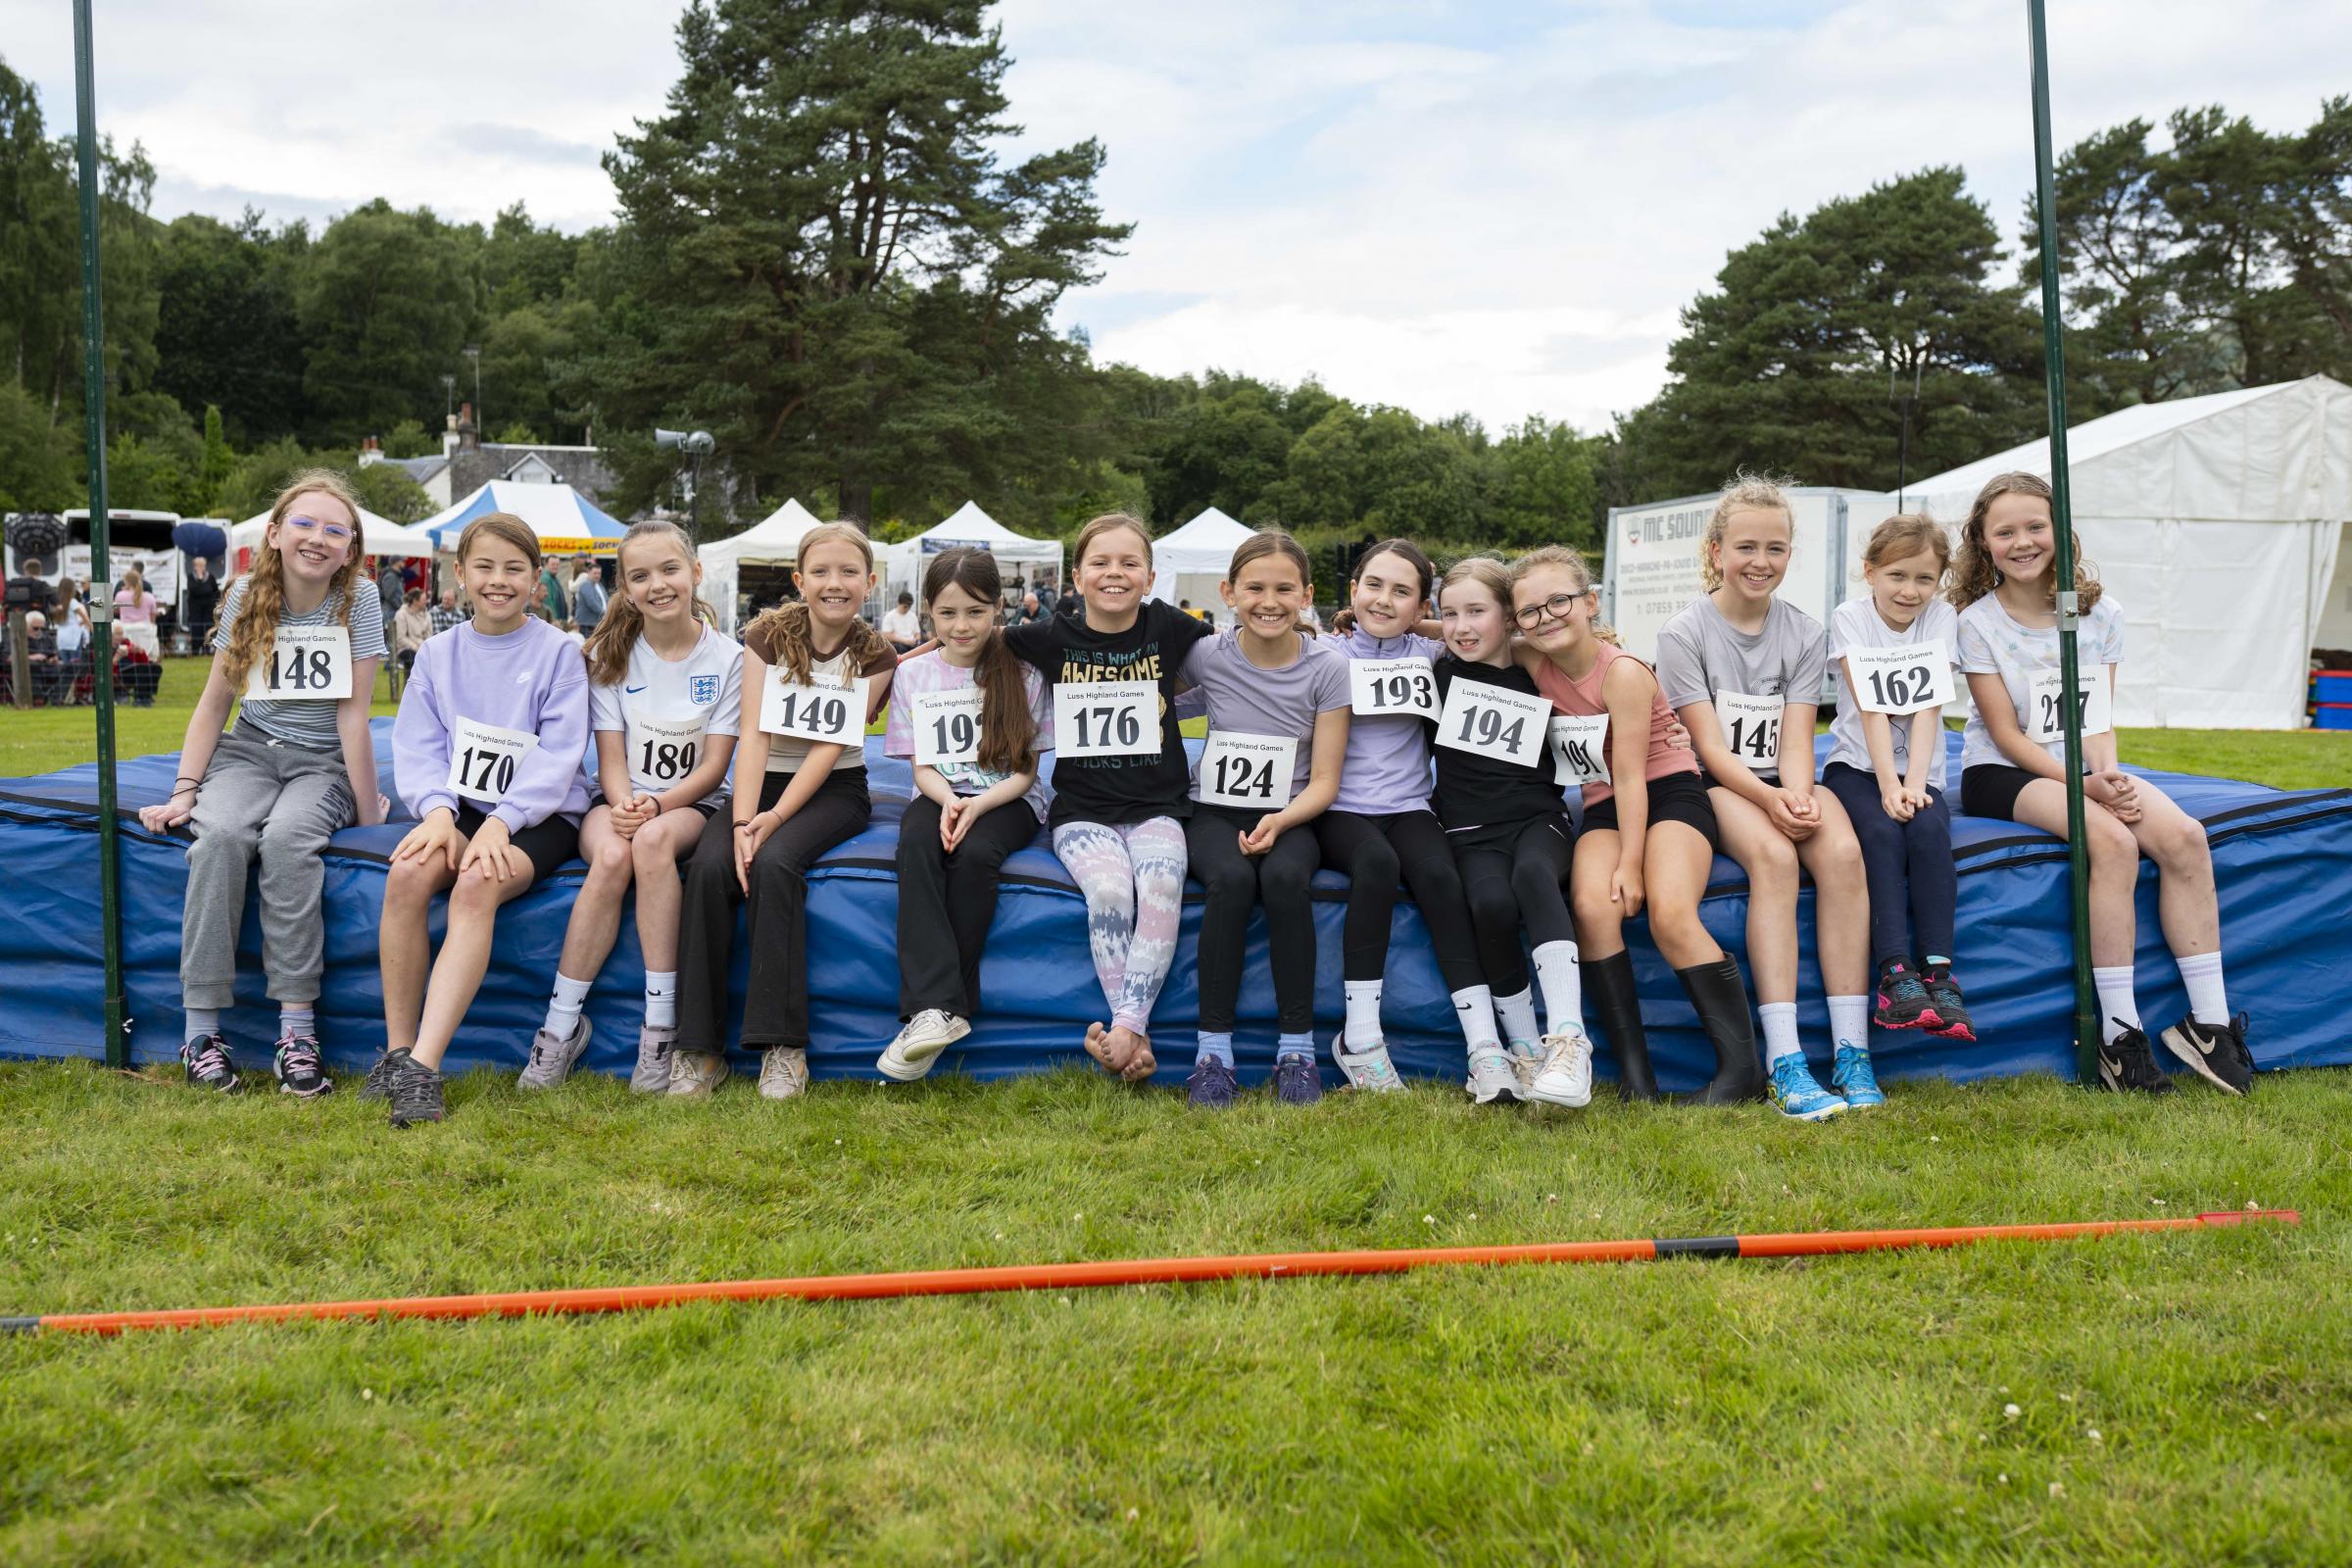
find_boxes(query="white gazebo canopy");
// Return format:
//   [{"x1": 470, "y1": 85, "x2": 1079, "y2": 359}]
[
  {"x1": 881, "y1": 501, "x2": 1062, "y2": 604},
  {"x1": 1906, "y1": 374, "x2": 2350, "y2": 730},
  {"x1": 698, "y1": 498, "x2": 828, "y2": 631},
  {"x1": 1148, "y1": 506, "x2": 1255, "y2": 611}
]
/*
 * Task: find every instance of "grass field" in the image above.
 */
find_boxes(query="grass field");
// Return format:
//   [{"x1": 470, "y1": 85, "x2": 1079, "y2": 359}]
[{"x1": 4, "y1": 656, "x2": 2349, "y2": 1563}]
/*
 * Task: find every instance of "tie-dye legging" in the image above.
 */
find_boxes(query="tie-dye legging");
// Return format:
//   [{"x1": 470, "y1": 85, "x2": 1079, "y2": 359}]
[{"x1": 1051, "y1": 815, "x2": 1189, "y2": 1036}]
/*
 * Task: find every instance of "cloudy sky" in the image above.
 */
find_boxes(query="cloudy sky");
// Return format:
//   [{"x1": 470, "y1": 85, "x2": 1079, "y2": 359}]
[{"x1": 5, "y1": 1, "x2": 2346, "y2": 431}]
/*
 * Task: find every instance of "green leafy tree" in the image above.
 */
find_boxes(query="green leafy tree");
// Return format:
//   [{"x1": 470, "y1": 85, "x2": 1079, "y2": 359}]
[
  {"x1": 1630, "y1": 168, "x2": 2043, "y2": 497},
  {"x1": 198, "y1": 404, "x2": 235, "y2": 508},
  {"x1": 297, "y1": 199, "x2": 478, "y2": 443},
  {"x1": 1493, "y1": 416, "x2": 1600, "y2": 549},
  {"x1": 152, "y1": 211, "x2": 308, "y2": 446},
  {"x1": 1144, "y1": 375, "x2": 1294, "y2": 523},
  {"x1": 104, "y1": 431, "x2": 196, "y2": 513},
  {"x1": 0, "y1": 379, "x2": 77, "y2": 509},
  {"x1": 380, "y1": 417, "x2": 437, "y2": 459},
  {"x1": 582, "y1": 0, "x2": 1131, "y2": 524}
]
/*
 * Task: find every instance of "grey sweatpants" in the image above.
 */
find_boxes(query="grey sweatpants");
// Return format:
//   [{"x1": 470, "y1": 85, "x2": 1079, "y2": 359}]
[{"x1": 180, "y1": 728, "x2": 357, "y2": 1008}]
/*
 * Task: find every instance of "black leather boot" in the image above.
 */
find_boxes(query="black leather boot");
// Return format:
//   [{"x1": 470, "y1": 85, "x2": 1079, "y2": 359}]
[
  {"x1": 1586, "y1": 949, "x2": 1658, "y2": 1102},
  {"x1": 1676, "y1": 956, "x2": 1763, "y2": 1104}
]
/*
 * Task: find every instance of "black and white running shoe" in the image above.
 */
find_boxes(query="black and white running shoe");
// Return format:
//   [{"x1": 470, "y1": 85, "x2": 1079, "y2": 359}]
[
  {"x1": 2159, "y1": 1012, "x2": 2253, "y2": 1097},
  {"x1": 2094, "y1": 1024, "x2": 2177, "y2": 1096},
  {"x1": 179, "y1": 1034, "x2": 242, "y2": 1094},
  {"x1": 273, "y1": 1030, "x2": 334, "y2": 1099}
]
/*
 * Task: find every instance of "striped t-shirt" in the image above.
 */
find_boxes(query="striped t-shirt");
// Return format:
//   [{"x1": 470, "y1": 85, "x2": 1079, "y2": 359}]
[{"x1": 216, "y1": 575, "x2": 388, "y2": 751}]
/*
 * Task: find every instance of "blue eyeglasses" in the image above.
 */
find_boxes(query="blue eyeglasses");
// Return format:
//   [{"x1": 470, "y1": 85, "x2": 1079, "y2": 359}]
[{"x1": 284, "y1": 514, "x2": 355, "y2": 544}]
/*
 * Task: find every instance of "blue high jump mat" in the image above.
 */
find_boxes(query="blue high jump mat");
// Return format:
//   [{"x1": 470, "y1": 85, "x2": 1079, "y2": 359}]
[{"x1": 1, "y1": 722, "x2": 2345, "y2": 1089}]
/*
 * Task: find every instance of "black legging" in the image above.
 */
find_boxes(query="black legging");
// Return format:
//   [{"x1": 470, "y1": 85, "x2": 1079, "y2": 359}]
[
  {"x1": 1453, "y1": 812, "x2": 1576, "y2": 993},
  {"x1": 676, "y1": 766, "x2": 871, "y2": 1054},
  {"x1": 895, "y1": 794, "x2": 1041, "y2": 1019},
  {"x1": 1313, "y1": 808, "x2": 1485, "y2": 993},
  {"x1": 1186, "y1": 804, "x2": 1320, "y2": 1033}
]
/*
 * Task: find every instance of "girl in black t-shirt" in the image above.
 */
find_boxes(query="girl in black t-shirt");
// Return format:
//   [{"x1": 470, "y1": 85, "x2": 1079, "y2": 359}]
[{"x1": 1004, "y1": 514, "x2": 1211, "y2": 1083}]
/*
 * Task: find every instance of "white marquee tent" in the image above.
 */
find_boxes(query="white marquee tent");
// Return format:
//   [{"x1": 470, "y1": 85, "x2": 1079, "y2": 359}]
[
  {"x1": 1905, "y1": 374, "x2": 2350, "y2": 730},
  {"x1": 880, "y1": 502, "x2": 1061, "y2": 605},
  {"x1": 699, "y1": 498, "x2": 826, "y2": 631},
  {"x1": 1148, "y1": 506, "x2": 1255, "y2": 612}
]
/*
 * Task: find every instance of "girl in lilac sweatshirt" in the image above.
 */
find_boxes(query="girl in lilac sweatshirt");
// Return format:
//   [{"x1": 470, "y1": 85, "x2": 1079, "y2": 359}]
[{"x1": 373, "y1": 513, "x2": 590, "y2": 1126}]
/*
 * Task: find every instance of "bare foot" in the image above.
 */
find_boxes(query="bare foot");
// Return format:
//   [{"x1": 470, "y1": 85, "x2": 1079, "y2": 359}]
[
  {"x1": 1110, "y1": 1025, "x2": 1155, "y2": 1082},
  {"x1": 1083, "y1": 1020, "x2": 1129, "y2": 1073}
]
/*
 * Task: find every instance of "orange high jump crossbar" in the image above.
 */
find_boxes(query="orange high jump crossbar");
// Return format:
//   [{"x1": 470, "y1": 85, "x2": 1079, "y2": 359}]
[{"x1": 5, "y1": 1210, "x2": 2297, "y2": 1338}]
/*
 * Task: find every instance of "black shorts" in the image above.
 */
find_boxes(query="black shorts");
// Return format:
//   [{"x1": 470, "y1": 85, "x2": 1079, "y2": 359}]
[
  {"x1": 1445, "y1": 808, "x2": 1574, "y2": 856},
  {"x1": 1960, "y1": 764, "x2": 2044, "y2": 822},
  {"x1": 1580, "y1": 770, "x2": 1721, "y2": 853},
  {"x1": 586, "y1": 788, "x2": 719, "y2": 820},
  {"x1": 453, "y1": 803, "x2": 580, "y2": 888}
]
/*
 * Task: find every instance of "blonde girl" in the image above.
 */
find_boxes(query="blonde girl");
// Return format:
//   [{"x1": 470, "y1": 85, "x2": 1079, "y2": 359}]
[
  {"x1": 669, "y1": 523, "x2": 898, "y2": 1101},
  {"x1": 520, "y1": 521, "x2": 742, "y2": 1095},
  {"x1": 877, "y1": 548, "x2": 1054, "y2": 1081},
  {"x1": 138, "y1": 470, "x2": 386, "y2": 1098},
  {"x1": 375, "y1": 513, "x2": 590, "y2": 1126},
  {"x1": 1951, "y1": 473, "x2": 2248, "y2": 1095},
  {"x1": 1820, "y1": 514, "x2": 1972, "y2": 1079},
  {"x1": 1512, "y1": 548, "x2": 1831, "y2": 1116},
  {"x1": 1004, "y1": 514, "x2": 1213, "y2": 1084},
  {"x1": 1652, "y1": 476, "x2": 1868, "y2": 1115}
]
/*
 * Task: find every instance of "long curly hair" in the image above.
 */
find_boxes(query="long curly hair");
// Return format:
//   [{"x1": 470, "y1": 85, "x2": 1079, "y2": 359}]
[
  {"x1": 1508, "y1": 544, "x2": 1621, "y2": 646},
  {"x1": 1699, "y1": 470, "x2": 1795, "y2": 592},
  {"x1": 1945, "y1": 471, "x2": 2103, "y2": 613},
  {"x1": 220, "y1": 469, "x2": 367, "y2": 695},
  {"x1": 582, "y1": 520, "x2": 717, "y2": 688},
  {"x1": 746, "y1": 522, "x2": 890, "y2": 683},
  {"x1": 922, "y1": 547, "x2": 1039, "y2": 776}
]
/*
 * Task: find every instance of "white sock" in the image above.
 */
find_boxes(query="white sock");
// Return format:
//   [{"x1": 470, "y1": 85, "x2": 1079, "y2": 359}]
[
  {"x1": 1758, "y1": 1002, "x2": 1802, "y2": 1066},
  {"x1": 1449, "y1": 986, "x2": 1500, "y2": 1053},
  {"x1": 2092, "y1": 965, "x2": 2140, "y2": 1048},
  {"x1": 2175, "y1": 951, "x2": 2228, "y2": 1027},
  {"x1": 644, "y1": 970, "x2": 679, "y2": 1031},
  {"x1": 1343, "y1": 979, "x2": 1385, "y2": 1047},
  {"x1": 1531, "y1": 940, "x2": 1584, "y2": 1037},
  {"x1": 1828, "y1": 995, "x2": 1871, "y2": 1055},
  {"x1": 1494, "y1": 987, "x2": 1542, "y2": 1051},
  {"x1": 543, "y1": 972, "x2": 593, "y2": 1039}
]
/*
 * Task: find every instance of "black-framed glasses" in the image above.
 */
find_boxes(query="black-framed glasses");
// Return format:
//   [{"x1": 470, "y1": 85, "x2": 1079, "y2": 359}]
[{"x1": 1512, "y1": 590, "x2": 1586, "y2": 628}]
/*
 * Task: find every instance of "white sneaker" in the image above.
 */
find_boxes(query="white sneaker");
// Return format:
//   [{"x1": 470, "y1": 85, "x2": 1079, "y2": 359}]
[
  {"x1": 666, "y1": 1049, "x2": 730, "y2": 1099},
  {"x1": 758, "y1": 1045, "x2": 810, "y2": 1100},
  {"x1": 631, "y1": 1025, "x2": 676, "y2": 1095},
  {"x1": 1465, "y1": 1046, "x2": 1522, "y2": 1104},
  {"x1": 1527, "y1": 1029, "x2": 1593, "y2": 1108},
  {"x1": 878, "y1": 1009, "x2": 970, "y2": 1082},
  {"x1": 1506, "y1": 1039, "x2": 1543, "y2": 1094},
  {"x1": 518, "y1": 1015, "x2": 592, "y2": 1091},
  {"x1": 1332, "y1": 1031, "x2": 1404, "y2": 1093}
]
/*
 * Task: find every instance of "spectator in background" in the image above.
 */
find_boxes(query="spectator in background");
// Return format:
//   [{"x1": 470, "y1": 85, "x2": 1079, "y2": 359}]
[
  {"x1": 395, "y1": 587, "x2": 433, "y2": 673},
  {"x1": 112, "y1": 622, "x2": 160, "y2": 706},
  {"x1": 429, "y1": 586, "x2": 466, "y2": 637},
  {"x1": 113, "y1": 566, "x2": 161, "y2": 662},
  {"x1": 1054, "y1": 583, "x2": 1080, "y2": 619},
  {"x1": 1018, "y1": 591, "x2": 1043, "y2": 624},
  {"x1": 569, "y1": 556, "x2": 609, "y2": 631},
  {"x1": 183, "y1": 556, "x2": 220, "y2": 650},
  {"x1": 537, "y1": 559, "x2": 569, "y2": 624},
  {"x1": 51, "y1": 596, "x2": 92, "y2": 703},
  {"x1": 6, "y1": 557, "x2": 54, "y2": 619},
  {"x1": 880, "y1": 589, "x2": 922, "y2": 653},
  {"x1": 375, "y1": 556, "x2": 403, "y2": 644},
  {"x1": 19, "y1": 610, "x2": 58, "y2": 704}
]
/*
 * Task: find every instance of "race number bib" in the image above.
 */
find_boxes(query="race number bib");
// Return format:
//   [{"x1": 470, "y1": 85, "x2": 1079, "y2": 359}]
[
  {"x1": 1054, "y1": 679, "x2": 1158, "y2": 760},
  {"x1": 1436, "y1": 679, "x2": 1548, "y2": 769},
  {"x1": 446, "y1": 716, "x2": 539, "y2": 805},
  {"x1": 912, "y1": 688, "x2": 985, "y2": 768},
  {"x1": 1849, "y1": 640, "x2": 1955, "y2": 716},
  {"x1": 1712, "y1": 690, "x2": 1785, "y2": 774},
  {"x1": 1349, "y1": 657, "x2": 1439, "y2": 720},
  {"x1": 1197, "y1": 731, "x2": 1296, "y2": 809},
  {"x1": 1549, "y1": 713, "x2": 1612, "y2": 788},
  {"x1": 244, "y1": 626, "x2": 353, "y2": 701},
  {"x1": 760, "y1": 672, "x2": 866, "y2": 746},
  {"x1": 628, "y1": 712, "x2": 709, "y2": 795},
  {"x1": 2026, "y1": 663, "x2": 2113, "y2": 745}
]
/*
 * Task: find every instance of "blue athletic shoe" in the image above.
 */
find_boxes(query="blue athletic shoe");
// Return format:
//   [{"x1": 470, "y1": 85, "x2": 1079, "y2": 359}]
[
  {"x1": 1272, "y1": 1054, "x2": 1323, "y2": 1105},
  {"x1": 1186, "y1": 1055, "x2": 1238, "y2": 1110},
  {"x1": 1767, "y1": 1055, "x2": 1848, "y2": 1121},
  {"x1": 1831, "y1": 1045, "x2": 1886, "y2": 1109}
]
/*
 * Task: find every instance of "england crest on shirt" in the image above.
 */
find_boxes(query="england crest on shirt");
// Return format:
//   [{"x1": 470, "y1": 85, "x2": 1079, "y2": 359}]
[{"x1": 690, "y1": 674, "x2": 720, "y2": 706}]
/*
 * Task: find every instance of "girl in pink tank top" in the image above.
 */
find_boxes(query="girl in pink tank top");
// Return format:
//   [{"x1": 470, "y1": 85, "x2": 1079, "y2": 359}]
[{"x1": 1510, "y1": 546, "x2": 1765, "y2": 1110}]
